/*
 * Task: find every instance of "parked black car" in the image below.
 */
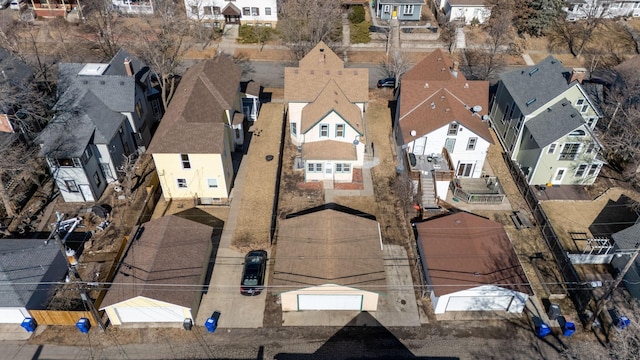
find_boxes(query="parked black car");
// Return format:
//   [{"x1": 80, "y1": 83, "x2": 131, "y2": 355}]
[
  {"x1": 240, "y1": 250, "x2": 268, "y2": 296},
  {"x1": 377, "y1": 77, "x2": 396, "y2": 88}
]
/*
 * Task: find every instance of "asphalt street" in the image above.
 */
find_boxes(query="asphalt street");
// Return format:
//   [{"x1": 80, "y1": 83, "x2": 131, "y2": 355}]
[{"x1": 1, "y1": 325, "x2": 589, "y2": 359}]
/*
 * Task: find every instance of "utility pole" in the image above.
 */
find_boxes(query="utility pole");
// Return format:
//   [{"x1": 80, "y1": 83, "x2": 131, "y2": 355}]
[
  {"x1": 586, "y1": 243, "x2": 640, "y2": 331},
  {"x1": 51, "y1": 214, "x2": 106, "y2": 331}
]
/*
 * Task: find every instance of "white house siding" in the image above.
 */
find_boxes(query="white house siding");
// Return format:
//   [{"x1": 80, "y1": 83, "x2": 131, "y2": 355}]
[
  {"x1": 565, "y1": 0, "x2": 640, "y2": 21},
  {"x1": 305, "y1": 160, "x2": 358, "y2": 182},
  {"x1": 111, "y1": 0, "x2": 154, "y2": 14},
  {"x1": 445, "y1": 4, "x2": 491, "y2": 24},
  {"x1": 52, "y1": 166, "x2": 95, "y2": 202},
  {"x1": 185, "y1": 0, "x2": 278, "y2": 26},
  {"x1": 432, "y1": 285, "x2": 529, "y2": 314},
  {"x1": 407, "y1": 124, "x2": 490, "y2": 178},
  {"x1": 153, "y1": 152, "x2": 232, "y2": 202}
]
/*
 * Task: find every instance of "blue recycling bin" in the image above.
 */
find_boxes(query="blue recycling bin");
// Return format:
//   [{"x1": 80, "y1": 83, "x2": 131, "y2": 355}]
[
  {"x1": 20, "y1": 318, "x2": 37, "y2": 332},
  {"x1": 536, "y1": 322, "x2": 551, "y2": 337},
  {"x1": 562, "y1": 321, "x2": 576, "y2": 336},
  {"x1": 616, "y1": 315, "x2": 631, "y2": 330},
  {"x1": 76, "y1": 318, "x2": 91, "y2": 333},
  {"x1": 204, "y1": 311, "x2": 221, "y2": 333}
]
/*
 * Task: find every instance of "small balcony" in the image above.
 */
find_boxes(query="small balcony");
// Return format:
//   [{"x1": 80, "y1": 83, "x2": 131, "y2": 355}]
[
  {"x1": 406, "y1": 148, "x2": 455, "y2": 182},
  {"x1": 451, "y1": 176, "x2": 506, "y2": 204}
]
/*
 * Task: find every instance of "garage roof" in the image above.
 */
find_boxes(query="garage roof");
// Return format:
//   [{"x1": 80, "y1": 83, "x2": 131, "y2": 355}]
[
  {"x1": 100, "y1": 215, "x2": 213, "y2": 311},
  {"x1": 415, "y1": 212, "x2": 531, "y2": 297},
  {"x1": 273, "y1": 203, "x2": 386, "y2": 291}
]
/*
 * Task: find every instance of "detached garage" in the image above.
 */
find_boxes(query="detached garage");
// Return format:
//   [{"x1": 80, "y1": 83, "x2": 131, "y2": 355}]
[
  {"x1": 0, "y1": 239, "x2": 67, "y2": 324},
  {"x1": 100, "y1": 215, "x2": 214, "y2": 326},
  {"x1": 273, "y1": 204, "x2": 386, "y2": 312},
  {"x1": 415, "y1": 212, "x2": 532, "y2": 315}
]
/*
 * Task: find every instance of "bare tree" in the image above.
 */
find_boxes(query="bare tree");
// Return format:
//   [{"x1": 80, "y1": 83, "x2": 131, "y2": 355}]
[
  {"x1": 278, "y1": 0, "x2": 344, "y2": 59},
  {"x1": 116, "y1": 153, "x2": 138, "y2": 204},
  {"x1": 549, "y1": 1, "x2": 610, "y2": 58},
  {"x1": 0, "y1": 141, "x2": 40, "y2": 217},
  {"x1": 82, "y1": 0, "x2": 127, "y2": 60},
  {"x1": 391, "y1": 173, "x2": 418, "y2": 219},
  {"x1": 379, "y1": 49, "x2": 412, "y2": 86},
  {"x1": 439, "y1": 22, "x2": 458, "y2": 54},
  {"x1": 134, "y1": 0, "x2": 192, "y2": 109}
]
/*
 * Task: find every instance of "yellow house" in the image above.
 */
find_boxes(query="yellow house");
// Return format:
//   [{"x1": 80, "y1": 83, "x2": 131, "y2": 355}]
[{"x1": 148, "y1": 55, "x2": 243, "y2": 204}]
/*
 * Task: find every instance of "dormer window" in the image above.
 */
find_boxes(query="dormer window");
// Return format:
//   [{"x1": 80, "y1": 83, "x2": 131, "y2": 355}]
[{"x1": 569, "y1": 129, "x2": 585, "y2": 136}]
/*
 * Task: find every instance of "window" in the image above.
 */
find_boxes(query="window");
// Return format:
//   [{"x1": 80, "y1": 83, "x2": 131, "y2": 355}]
[
  {"x1": 203, "y1": 6, "x2": 213, "y2": 15},
  {"x1": 181, "y1": 154, "x2": 191, "y2": 169},
  {"x1": 448, "y1": 122, "x2": 459, "y2": 135},
  {"x1": 100, "y1": 163, "x2": 112, "y2": 179},
  {"x1": 243, "y1": 7, "x2": 250, "y2": 15},
  {"x1": 94, "y1": 171, "x2": 102, "y2": 187},
  {"x1": 569, "y1": 129, "x2": 585, "y2": 136},
  {"x1": 81, "y1": 147, "x2": 93, "y2": 165},
  {"x1": 457, "y1": 163, "x2": 473, "y2": 177},
  {"x1": 587, "y1": 116, "x2": 597, "y2": 128},
  {"x1": 291, "y1": 122, "x2": 297, "y2": 135},
  {"x1": 466, "y1": 137, "x2": 477, "y2": 150},
  {"x1": 191, "y1": 5, "x2": 198, "y2": 15},
  {"x1": 65, "y1": 180, "x2": 79, "y2": 192},
  {"x1": 177, "y1": 178, "x2": 188, "y2": 188},
  {"x1": 251, "y1": 7, "x2": 259, "y2": 16},
  {"x1": 576, "y1": 98, "x2": 589, "y2": 113},
  {"x1": 55, "y1": 158, "x2": 81, "y2": 167},
  {"x1": 307, "y1": 163, "x2": 322, "y2": 172},
  {"x1": 213, "y1": 6, "x2": 220, "y2": 14},
  {"x1": 515, "y1": 115, "x2": 524, "y2": 131},
  {"x1": 575, "y1": 164, "x2": 588, "y2": 177},
  {"x1": 265, "y1": 7, "x2": 271, "y2": 15},
  {"x1": 548, "y1": 143, "x2": 557, "y2": 154},
  {"x1": 555, "y1": 169, "x2": 565, "y2": 181},
  {"x1": 403, "y1": 4, "x2": 414, "y2": 14},
  {"x1": 335, "y1": 163, "x2": 351, "y2": 173},
  {"x1": 559, "y1": 143, "x2": 581, "y2": 160},
  {"x1": 445, "y1": 138, "x2": 456, "y2": 153},
  {"x1": 207, "y1": 178, "x2": 218, "y2": 188},
  {"x1": 383, "y1": 5, "x2": 390, "y2": 13},
  {"x1": 585, "y1": 143, "x2": 596, "y2": 154},
  {"x1": 335, "y1": 124, "x2": 345, "y2": 137},
  {"x1": 587, "y1": 164, "x2": 599, "y2": 176},
  {"x1": 501, "y1": 104, "x2": 510, "y2": 124},
  {"x1": 320, "y1": 124, "x2": 329, "y2": 137}
]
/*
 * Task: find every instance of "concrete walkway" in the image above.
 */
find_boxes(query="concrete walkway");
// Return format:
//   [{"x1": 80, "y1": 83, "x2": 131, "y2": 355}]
[
  {"x1": 522, "y1": 53, "x2": 535, "y2": 66},
  {"x1": 217, "y1": 24, "x2": 239, "y2": 55}
]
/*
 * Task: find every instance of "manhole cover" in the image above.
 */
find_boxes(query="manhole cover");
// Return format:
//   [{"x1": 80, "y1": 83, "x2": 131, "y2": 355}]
[
  {"x1": 266, "y1": 155, "x2": 274, "y2": 161},
  {"x1": 400, "y1": 299, "x2": 406, "y2": 305}
]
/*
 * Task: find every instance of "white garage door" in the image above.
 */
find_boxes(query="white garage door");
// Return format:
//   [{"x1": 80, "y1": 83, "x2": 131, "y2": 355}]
[
  {"x1": 445, "y1": 296, "x2": 513, "y2": 312},
  {"x1": 0, "y1": 308, "x2": 28, "y2": 323},
  {"x1": 298, "y1": 294, "x2": 363, "y2": 310},
  {"x1": 114, "y1": 306, "x2": 186, "y2": 323}
]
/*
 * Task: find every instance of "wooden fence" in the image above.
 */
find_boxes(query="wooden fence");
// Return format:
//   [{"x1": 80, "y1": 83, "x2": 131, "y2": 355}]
[{"x1": 29, "y1": 310, "x2": 97, "y2": 326}]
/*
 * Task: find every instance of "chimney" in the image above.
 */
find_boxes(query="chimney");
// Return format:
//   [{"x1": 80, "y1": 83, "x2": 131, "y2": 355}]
[
  {"x1": 124, "y1": 58, "x2": 134, "y2": 77},
  {"x1": 319, "y1": 48, "x2": 325, "y2": 64},
  {"x1": 569, "y1": 67, "x2": 587, "y2": 84},
  {"x1": 452, "y1": 61, "x2": 459, "y2": 72}
]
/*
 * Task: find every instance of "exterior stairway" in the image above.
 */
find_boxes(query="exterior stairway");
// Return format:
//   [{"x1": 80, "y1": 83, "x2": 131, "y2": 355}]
[{"x1": 420, "y1": 171, "x2": 438, "y2": 209}]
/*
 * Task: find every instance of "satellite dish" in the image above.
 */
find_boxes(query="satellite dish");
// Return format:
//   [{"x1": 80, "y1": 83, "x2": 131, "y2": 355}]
[
  {"x1": 472, "y1": 105, "x2": 483, "y2": 113},
  {"x1": 353, "y1": 139, "x2": 359, "y2": 145},
  {"x1": 410, "y1": 130, "x2": 417, "y2": 137},
  {"x1": 482, "y1": 115, "x2": 490, "y2": 121}
]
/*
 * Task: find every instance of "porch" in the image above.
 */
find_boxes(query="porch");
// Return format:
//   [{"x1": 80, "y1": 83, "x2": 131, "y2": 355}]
[
  {"x1": 30, "y1": 0, "x2": 79, "y2": 18},
  {"x1": 451, "y1": 176, "x2": 507, "y2": 204}
]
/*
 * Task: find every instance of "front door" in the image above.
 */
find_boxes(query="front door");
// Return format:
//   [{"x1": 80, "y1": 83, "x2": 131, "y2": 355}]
[
  {"x1": 457, "y1": 163, "x2": 474, "y2": 177},
  {"x1": 552, "y1": 168, "x2": 566, "y2": 185},
  {"x1": 412, "y1": 137, "x2": 426, "y2": 155},
  {"x1": 324, "y1": 162, "x2": 333, "y2": 179},
  {"x1": 225, "y1": 15, "x2": 239, "y2": 24},
  {"x1": 445, "y1": 138, "x2": 456, "y2": 153}
]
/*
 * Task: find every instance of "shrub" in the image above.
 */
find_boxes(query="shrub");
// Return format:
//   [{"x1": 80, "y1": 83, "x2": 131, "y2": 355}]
[
  {"x1": 349, "y1": 5, "x2": 365, "y2": 24},
  {"x1": 351, "y1": 21, "x2": 371, "y2": 44},
  {"x1": 238, "y1": 24, "x2": 272, "y2": 44}
]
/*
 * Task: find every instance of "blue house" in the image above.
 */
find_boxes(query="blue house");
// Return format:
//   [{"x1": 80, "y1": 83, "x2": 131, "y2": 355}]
[{"x1": 374, "y1": 0, "x2": 423, "y2": 21}]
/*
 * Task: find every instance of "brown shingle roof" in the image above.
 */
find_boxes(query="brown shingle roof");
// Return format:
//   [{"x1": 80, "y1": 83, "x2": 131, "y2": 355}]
[
  {"x1": 284, "y1": 42, "x2": 368, "y2": 103},
  {"x1": 301, "y1": 79, "x2": 363, "y2": 133},
  {"x1": 302, "y1": 140, "x2": 358, "y2": 161},
  {"x1": 399, "y1": 49, "x2": 492, "y2": 144},
  {"x1": 100, "y1": 215, "x2": 213, "y2": 310},
  {"x1": 273, "y1": 207, "x2": 385, "y2": 290},
  {"x1": 415, "y1": 212, "x2": 531, "y2": 297},
  {"x1": 147, "y1": 56, "x2": 241, "y2": 154}
]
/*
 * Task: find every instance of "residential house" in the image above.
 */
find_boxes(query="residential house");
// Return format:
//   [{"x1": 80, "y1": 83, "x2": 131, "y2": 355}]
[
  {"x1": 0, "y1": 239, "x2": 67, "y2": 324},
  {"x1": 415, "y1": 212, "x2": 532, "y2": 315},
  {"x1": 29, "y1": 0, "x2": 82, "y2": 20},
  {"x1": 100, "y1": 215, "x2": 214, "y2": 325},
  {"x1": 148, "y1": 55, "x2": 244, "y2": 204},
  {"x1": 374, "y1": 0, "x2": 424, "y2": 21},
  {"x1": 610, "y1": 223, "x2": 640, "y2": 299},
  {"x1": 38, "y1": 49, "x2": 162, "y2": 203},
  {"x1": 0, "y1": 47, "x2": 36, "y2": 140},
  {"x1": 273, "y1": 203, "x2": 384, "y2": 311},
  {"x1": 284, "y1": 41, "x2": 368, "y2": 184},
  {"x1": 111, "y1": 0, "x2": 154, "y2": 14},
  {"x1": 489, "y1": 56, "x2": 604, "y2": 186},
  {"x1": 185, "y1": 0, "x2": 278, "y2": 28},
  {"x1": 241, "y1": 80, "x2": 262, "y2": 121},
  {"x1": 395, "y1": 49, "x2": 492, "y2": 205},
  {"x1": 434, "y1": 0, "x2": 491, "y2": 24},
  {"x1": 565, "y1": 0, "x2": 640, "y2": 21}
]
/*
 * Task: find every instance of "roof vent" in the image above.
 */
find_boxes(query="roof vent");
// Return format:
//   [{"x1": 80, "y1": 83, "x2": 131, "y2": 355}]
[
  {"x1": 472, "y1": 105, "x2": 482, "y2": 113},
  {"x1": 526, "y1": 98, "x2": 537, "y2": 106},
  {"x1": 431, "y1": 102, "x2": 436, "y2": 109},
  {"x1": 424, "y1": 83, "x2": 429, "y2": 88},
  {"x1": 464, "y1": 83, "x2": 469, "y2": 88},
  {"x1": 529, "y1": 67, "x2": 540, "y2": 76},
  {"x1": 410, "y1": 130, "x2": 417, "y2": 137}
]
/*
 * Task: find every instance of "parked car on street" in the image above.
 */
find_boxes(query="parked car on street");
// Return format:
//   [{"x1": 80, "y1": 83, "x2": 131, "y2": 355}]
[
  {"x1": 377, "y1": 77, "x2": 396, "y2": 88},
  {"x1": 9, "y1": 0, "x2": 26, "y2": 10},
  {"x1": 240, "y1": 250, "x2": 267, "y2": 296}
]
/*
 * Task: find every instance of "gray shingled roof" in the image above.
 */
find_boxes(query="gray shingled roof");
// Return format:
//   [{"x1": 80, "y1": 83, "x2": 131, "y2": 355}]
[
  {"x1": 499, "y1": 56, "x2": 573, "y2": 115},
  {"x1": 525, "y1": 99, "x2": 585, "y2": 148},
  {"x1": 0, "y1": 239, "x2": 67, "y2": 309},
  {"x1": 612, "y1": 223, "x2": 640, "y2": 251},
  {"x1": 38, "y1": 91, "x2": 125, "y2": 157},
  {"x1": 0, "y1": 47, "x2": 34, "y2": 88}
]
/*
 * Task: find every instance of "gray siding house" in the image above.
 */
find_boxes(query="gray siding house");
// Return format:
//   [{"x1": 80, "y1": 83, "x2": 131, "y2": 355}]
[
  {"x1": 38, "y1": 49, "x2": 163, "y2": 203},
  {"x1": 489, "y1": 56, "x2": 604, "y2": 186},
  {"x1": 374, "y1": 0, "x2": 423, "y2": 21}
]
